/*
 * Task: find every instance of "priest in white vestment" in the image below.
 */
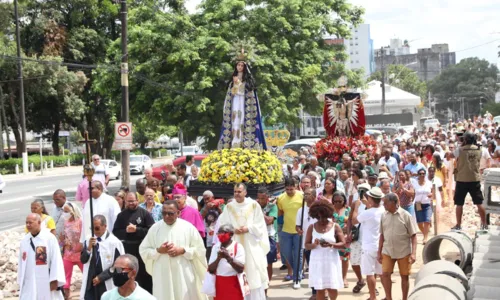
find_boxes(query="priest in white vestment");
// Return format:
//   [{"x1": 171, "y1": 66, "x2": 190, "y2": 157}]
[
  {"x1": 18, "y1": 213, "x2": 66, "y2": 300},
  {"x1": 139, "y1": 200, "x2": 207, "y2": 300},
  {"x1": 216, "y1": 183, "x2": 270, "y2": 300},
  {"x1": 80, "y1": 181, "x2": 121, "y2": 243}
]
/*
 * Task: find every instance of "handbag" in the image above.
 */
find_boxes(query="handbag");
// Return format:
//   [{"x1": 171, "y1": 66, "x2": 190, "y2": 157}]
[
  {"x1": 234, "y1": 243, "x2": 250, "y2": 296},
  {"x1": 201, "y1": 272, "x2": 216, "y2": 296},
  {"x1": 351, "y1": 224, "x2": 361, "y2": 242}
]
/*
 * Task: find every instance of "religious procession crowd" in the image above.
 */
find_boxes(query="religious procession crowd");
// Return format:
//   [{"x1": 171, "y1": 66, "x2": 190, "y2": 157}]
[{"x1": 16, "y1": 112, "x2": 496, "y2": 300}]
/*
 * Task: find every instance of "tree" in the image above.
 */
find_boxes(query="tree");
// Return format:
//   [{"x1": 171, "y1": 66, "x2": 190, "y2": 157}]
[
  {"x1": 429, "y1": 57, "x2": 498, "y2": 119},
  {"x1": 369, "y1": 64, "x2": 427, "y2": 100},
  {"x1": 0, "y1": 41, "x2": 88, "y2": 155},
  {"x1": 94, "y1": 0, "x2": 365, "y2": 150}
]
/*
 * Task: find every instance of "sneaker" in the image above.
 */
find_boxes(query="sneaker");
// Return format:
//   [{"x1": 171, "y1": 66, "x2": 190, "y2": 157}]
[
  {"x1": 451, "y1": 225, "x2": 462, "y2": 231},
  {"x1": 293, "y1": 281, "x2": 301, "y2": 289},
  {"x1": 480, "y1": 224, "x2": 489, "y2": 231},
  {"x1": 279, "y1": 265, "x2": 287, "y2": 270}
]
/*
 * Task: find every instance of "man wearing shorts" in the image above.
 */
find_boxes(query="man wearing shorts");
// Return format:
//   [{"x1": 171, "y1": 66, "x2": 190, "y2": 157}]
[
  {"x1": 378, "y1": 193, "x2": 418, "y2": 300},
  {"x1": 352, "y1": 187, "x2": 385, "y2": 300},
  {"x1": 453, "y1": 132, "x2": 487, "y2": 230}
]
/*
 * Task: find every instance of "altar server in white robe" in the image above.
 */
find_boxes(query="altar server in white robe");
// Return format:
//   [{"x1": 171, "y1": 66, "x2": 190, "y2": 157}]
[
  {"x1": 215, "y1": 183, "x2": 270, "y2": 300},
  {"x1": 18, "y1": 213, "x2": 66, "y2": 300},
  {"x1": 139, "y1": 200, "x2": 207, "y2": 300},
  {"x1": 80, "y1": 215, "x2": 125, "y2": 300},
  {"x1": 80, "y1": 181, "x2": 121, "y2": 244}
]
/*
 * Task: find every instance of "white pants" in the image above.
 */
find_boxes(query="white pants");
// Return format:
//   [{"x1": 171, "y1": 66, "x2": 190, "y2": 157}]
[
  {"x1": 245, "y1": 287, "x2": 266, "y2": 300},
  {"x1": 350, "y1": 241, "x2": 363, "y2": 266},
  {"x1": 361, "y1": 250, "x2": 382, "y2": 276}
]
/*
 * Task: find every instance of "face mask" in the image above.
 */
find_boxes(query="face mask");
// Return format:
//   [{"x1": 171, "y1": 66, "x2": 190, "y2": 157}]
[
  {"x1": 217, "y1": 232, "x2": 231, "y2": 243},
  {"x1": 62, "y1": 213, "x2": 72, "y2": 220},
  {"x1": 112, "y1": 271, "x2": 130, "y2": 287}
]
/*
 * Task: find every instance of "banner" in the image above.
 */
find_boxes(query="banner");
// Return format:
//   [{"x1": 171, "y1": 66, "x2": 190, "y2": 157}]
[{"x1": 365, "y1": 113, "x2": 414, "y2": 127}]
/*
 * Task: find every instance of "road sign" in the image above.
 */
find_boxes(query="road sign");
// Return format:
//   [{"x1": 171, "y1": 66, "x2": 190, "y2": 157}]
[{"x1": 113, "y1": 122, "x2": 133, "y2": 150}]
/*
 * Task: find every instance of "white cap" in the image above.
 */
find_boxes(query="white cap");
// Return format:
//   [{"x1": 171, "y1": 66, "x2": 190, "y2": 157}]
[{"x1": 378, "y1": 172, "x2": 389, "y2": 180}]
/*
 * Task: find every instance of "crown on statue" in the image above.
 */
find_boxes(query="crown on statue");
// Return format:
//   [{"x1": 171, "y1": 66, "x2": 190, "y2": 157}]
[
  {"x1": 264, "y1": 129, "x2": 291, "y2": 147},
  {"x1": 236, "y1": 48, "x2": 247, "y2": 61}
]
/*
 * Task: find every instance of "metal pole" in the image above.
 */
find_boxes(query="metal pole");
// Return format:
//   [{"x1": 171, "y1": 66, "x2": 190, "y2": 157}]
[
  {"x1": 39, "y1": 138, "x2": 43, "y2": 175},
  {"x1": 14, "y1": 0, "x2": 28, "y2": 174},
  {"x1": 120, "y1": 0, "x2": 130, "y2": 188},
  {"x1": 380, "y1": 47, "x2": 386, "y2": 114},
  {"x1": 295, "y1": 196, "x2": 306, "y2": 285},
  {"x1": 180, "y1": 129, "x2": 184, "y2": 156}
]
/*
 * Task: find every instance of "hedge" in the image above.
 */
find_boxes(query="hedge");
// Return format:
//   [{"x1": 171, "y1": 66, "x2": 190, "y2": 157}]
[
  {"x1": 0, "y1": 154, "x2": 86, "y2": 175},
  {"x1": 0, "y1": 148, "x2": 172, "y2": 174}
]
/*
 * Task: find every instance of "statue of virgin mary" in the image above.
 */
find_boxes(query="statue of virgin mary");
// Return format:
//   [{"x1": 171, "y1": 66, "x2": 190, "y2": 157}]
[{"x1": 217, "y1": 52, "x2": 267, "y2": 150}]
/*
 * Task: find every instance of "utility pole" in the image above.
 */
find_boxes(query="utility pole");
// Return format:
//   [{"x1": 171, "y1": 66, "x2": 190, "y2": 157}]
[
  {"x1": 14, "y1": 0, "x2": 28, "y2": 174},
  {"x1": 380, "y1": 47, "x2": 386, "y2": 114},
  {"x1": 120, "y1": 0, "x2": 130, "y2": 188}
]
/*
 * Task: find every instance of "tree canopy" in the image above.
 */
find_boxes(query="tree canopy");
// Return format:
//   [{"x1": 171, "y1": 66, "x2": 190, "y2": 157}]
[
  {"x1": 94, "y1": 0, "x2": 365, "y2": 149},
  {"x1": 1, "y1": 0, "x2": 365, "y2": 154},
  {"x1": 428, "y1": 57, "x2": 498, "y2": 119}
]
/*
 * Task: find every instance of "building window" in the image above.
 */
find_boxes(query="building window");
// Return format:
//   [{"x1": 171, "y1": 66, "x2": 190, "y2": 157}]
[
  {"x1": 355, "y1": 43, "x2": 358, "y2": 46},
  {"x1": 355, "y1": 37, "x2": 358, "y2": 40},
  {"x1": 356, "y1": 51, "x2": 358, "y2": 54},
  {"x1": 351, "y1": 60, "x2": 354, "y2": 64},
  {"x1": 356, "y1": 60, "x2": 359, "y2": 63}
]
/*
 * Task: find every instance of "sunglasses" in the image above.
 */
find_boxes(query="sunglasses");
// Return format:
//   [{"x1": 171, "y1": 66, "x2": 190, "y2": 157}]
[
  {"x1": 162, "y1": 211, "x2": 177, "y2": 216},
  {"x1": 94, "y1": 227, "x2": 101, "y2": 231},
  {"x1": 418, "y1": 173, "x2": 426, "y2": 176}
]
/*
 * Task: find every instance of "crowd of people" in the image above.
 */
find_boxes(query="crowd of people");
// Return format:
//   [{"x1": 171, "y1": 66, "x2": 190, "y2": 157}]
[{"x1": 16, "y1": 113, "x2": 492, "y2": 300}]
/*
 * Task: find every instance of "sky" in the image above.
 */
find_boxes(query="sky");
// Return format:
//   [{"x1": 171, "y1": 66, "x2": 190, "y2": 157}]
[{"x1": 185, "y1": 0, "x2": 500, "y2": 65}]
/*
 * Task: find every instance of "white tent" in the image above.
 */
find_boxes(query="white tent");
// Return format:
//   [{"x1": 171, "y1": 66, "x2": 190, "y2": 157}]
[{"x1": 362, "y1": 80, "x2": 421, "y2": 115}]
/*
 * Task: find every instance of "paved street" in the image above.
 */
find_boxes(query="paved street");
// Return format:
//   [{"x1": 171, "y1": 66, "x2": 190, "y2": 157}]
[{"x1": 0, "y1": 159, "x2": 168, "y2": 231}]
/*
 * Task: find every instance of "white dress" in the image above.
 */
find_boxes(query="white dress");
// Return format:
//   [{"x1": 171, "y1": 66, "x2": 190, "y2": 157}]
[
  {"x1": 231, "y1": 78, "x2": 246, "y2": 148},
  {"x1": 308, "y1": 223, "x2": 343, "y2": 290}
]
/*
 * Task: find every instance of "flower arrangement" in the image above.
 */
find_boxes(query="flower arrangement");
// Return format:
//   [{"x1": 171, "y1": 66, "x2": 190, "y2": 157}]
[
  {"x1": 198, "y1": 149, "x2": 283, "y2": 184},
  {"x1": 315, "y1": 135, "x2": 379, "y2": 164}
]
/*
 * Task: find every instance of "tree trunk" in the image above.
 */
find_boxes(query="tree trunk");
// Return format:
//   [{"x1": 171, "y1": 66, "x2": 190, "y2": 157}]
[
  {"x1": 140, "y1": 142, "x2": 146, "y2": 150},
  {"x1": 52, "y1": 121, "x2": 60, "y2": 156},
  {"x1": 8, "y1": 93, "x2": 24, "y2": 155}
]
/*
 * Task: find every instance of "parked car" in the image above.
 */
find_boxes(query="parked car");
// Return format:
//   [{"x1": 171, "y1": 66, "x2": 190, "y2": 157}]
[
  {"x1": 493, "y1": 115, "x2": 500, "y2": 124},
  {"x1": 283, "y1": 138, "x2": 320, "y2": 154},
  {"x1": 129, "y1": 154, "x2": 153, "y2": 174},
  {"x1": 423, "y1": 119, "x2": 441, "y2": 131},
  {"x1": 365, "y1": 129, "x2": 382, "y2": 142},
  {"x1": 152, "y1": 154, "x2": 208, "y2": 181},
  {"x1": 174, "y1": 145, "x2": 202, "y2": 158},
  {"x1": 100, "y1": 159, "x2": 121, "y2": 180}
]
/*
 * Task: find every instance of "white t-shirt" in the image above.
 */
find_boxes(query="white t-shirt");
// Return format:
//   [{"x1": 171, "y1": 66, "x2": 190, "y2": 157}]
[
  {"x1": 295, "y1": 206, "x2": 317, "y2": 248},
  {"x1": 208, "y1": 241, "x2": 245, "y2": 276},
  {"x1": 92, "y1": 163, "x2": 109, "y2": 187},
  {"x1": 480, "y1": 147, "x2": 491, "y2": 170},
  {"x1": 413, "y1": 178, "x2": 440, "y2": 205},
  {"x1": 357, "y1": 206, "x2": 384, "y2": 252},
  {"x1": 426, "y1": 177, "x2": 443, "y2": 204}
]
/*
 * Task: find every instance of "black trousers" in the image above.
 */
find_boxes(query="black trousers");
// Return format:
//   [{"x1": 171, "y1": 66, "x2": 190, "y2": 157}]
[{"x1": 304, "y1": 249, "x2": 316, "y2": 295}]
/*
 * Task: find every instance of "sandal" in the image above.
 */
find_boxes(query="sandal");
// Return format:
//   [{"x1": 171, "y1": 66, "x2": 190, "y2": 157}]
[
  {"x1": 353, "y1": 281, "x2": 366, "y2": 293},
  {"x1": 283, "y1": 274, "x2": 293, "y2": 281}
]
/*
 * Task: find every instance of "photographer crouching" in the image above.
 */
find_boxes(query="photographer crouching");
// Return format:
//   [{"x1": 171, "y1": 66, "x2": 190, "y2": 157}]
[{"x1": 452, "y1": 131, "x2": 488, "y2": 231}]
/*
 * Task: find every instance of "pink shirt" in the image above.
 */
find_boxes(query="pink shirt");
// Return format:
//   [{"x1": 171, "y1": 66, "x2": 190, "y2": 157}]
[
  {"x1": 180, "y1": 206, "x2": 206, "y2": 238},
  {"x1": 62, "y1": 218, "x2": 83, "y2": 262},
  {"x1": 75, "y1": 178, "x2": 90, "y2": 208}
]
